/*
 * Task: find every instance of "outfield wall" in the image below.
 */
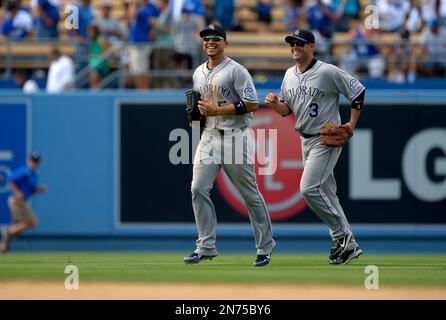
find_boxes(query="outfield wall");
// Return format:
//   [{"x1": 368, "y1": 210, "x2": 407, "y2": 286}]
[{"x1": 0, "y1": 90, "x2": 445, "y2": 240}]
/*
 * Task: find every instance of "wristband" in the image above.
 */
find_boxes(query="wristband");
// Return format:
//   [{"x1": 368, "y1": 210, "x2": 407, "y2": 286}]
[{"x1": 234, "y1": 100, "x2": 248, "y2": 115}]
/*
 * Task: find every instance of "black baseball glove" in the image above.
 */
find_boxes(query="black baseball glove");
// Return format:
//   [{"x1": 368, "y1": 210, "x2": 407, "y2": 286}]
[{"x1": 185, "y1": 89, "x2": 205, "y2": 127}]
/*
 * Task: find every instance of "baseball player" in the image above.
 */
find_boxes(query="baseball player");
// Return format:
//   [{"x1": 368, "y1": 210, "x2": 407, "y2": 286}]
[
  {"x1": 265, "y1": 29, "x2": 365, "y2": 265},
  {"x1": 184, "y1": 24, "x2": 276, "y2": 267},
  {"x1": 0, "y1": 152, "x2": 47, "y2": 253}
]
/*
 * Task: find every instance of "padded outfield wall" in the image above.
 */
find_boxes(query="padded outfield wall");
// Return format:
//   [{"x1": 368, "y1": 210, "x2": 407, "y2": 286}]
[{"x1": 0, "y1": 90, "x2": 445, "y2": 247}]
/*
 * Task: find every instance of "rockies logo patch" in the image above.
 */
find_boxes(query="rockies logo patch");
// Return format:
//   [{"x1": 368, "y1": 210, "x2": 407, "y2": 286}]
[
  {"x1": 243, "y1": 87, "x2": 255, "y2": 101},
  {"x1": 349, "y1": 79, "x2": 360, "y2": 90}
]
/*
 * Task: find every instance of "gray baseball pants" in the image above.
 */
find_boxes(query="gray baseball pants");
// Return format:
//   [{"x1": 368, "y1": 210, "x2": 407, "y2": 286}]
[
  {"x1": 191, "y1": 128, "x2": 276, "y2": 256},
  {"x1": 300, "y1": 136, "x2": 354, "y2": 241}
]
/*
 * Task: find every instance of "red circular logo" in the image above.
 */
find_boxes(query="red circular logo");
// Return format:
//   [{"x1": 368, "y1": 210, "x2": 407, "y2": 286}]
[{"x1": 215, "y1": 108, "x2": 307, "y2": 221}]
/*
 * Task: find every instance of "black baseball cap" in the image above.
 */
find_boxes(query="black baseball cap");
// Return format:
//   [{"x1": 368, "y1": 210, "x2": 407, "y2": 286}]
[
  {"x1": 30, "y1": 151, "x2": 41, "y2": 162},
  {"x1": 285, "y1": 29, "x2": 315, "y2": 44},
  {"x1": 199, "y1": 24, "x2": 226, "y2": 40}
]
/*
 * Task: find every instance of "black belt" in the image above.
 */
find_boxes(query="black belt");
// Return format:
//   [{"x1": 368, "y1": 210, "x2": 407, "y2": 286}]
[
  {"x1": 218, "y1": 129, "x2": 233, "y2": 135},
  {"x1": 216, "y1": 128, "x2": 245, "y2": 135},
  {"x1": 300, "y1": 132, "x2": 320, "y2": 139}
]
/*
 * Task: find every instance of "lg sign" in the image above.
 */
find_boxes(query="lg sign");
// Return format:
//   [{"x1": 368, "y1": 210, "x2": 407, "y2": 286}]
[
  {"x1": 216, "y1": 108, "x2": 307, "y2": 221},
  {"x1": 215, "y1": 112, "x2": 446, "y2": 221},
  {"x1": 350, "y1": 128, "x2": 446, "y2": 202}
]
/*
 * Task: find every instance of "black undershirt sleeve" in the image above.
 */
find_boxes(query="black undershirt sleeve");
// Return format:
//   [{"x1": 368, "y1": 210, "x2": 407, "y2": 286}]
[{"x1": 351, "y1": 89, "x2": 365, "y2": 110}]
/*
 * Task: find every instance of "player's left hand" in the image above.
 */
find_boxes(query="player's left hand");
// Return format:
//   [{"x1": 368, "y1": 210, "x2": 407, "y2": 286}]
[
  {"x1": 198, "y1": 100, "x2": 219, "y2": 116},
  {"x1": 38, "y1": 184, "x2": 48, "y2": 193}
]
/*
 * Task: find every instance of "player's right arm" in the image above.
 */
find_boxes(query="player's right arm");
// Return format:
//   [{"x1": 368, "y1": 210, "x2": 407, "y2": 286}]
[
  {"x1": 264, "y1": 93, "x2": 292, "y2": 116},
  {"x1": 7, "y1": 181, "x2": 24, "y2": 201},
  {"x1": 6, "y1": 168, "x2": 26, "y2": 201}
]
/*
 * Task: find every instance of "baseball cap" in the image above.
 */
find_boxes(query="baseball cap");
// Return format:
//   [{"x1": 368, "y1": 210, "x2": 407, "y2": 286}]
[
  {"x1": 30, "y1": 151, "x2": 41, "y2": 162},
  {"x1": 285, "y1": 29, "x2": 315, "y2": 44},
  {"x1": 199, "y1": 24, "x2": 226, "y2": 40}
]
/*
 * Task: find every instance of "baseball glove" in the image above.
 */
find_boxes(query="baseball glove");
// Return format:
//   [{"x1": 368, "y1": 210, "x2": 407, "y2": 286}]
[
  {"x1": 320, "y1": 123, "x2": 353, "y2": 147},
  {"x1": 185, "y1": 89, "x2": 205, "y2": 127}
]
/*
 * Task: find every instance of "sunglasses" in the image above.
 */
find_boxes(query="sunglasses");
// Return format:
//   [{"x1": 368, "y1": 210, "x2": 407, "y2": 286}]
[
  {"x1": 289, "y1": 40, "x2": 307, "y2": 47},
  {"x1": 203, "y1": 36, "x2": 224, "y2": 42}
]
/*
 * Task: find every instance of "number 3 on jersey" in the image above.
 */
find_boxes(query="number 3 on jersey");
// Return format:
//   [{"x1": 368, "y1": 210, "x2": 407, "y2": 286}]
[{"x1": 309, "y1": 102, "x2": 319, "y2": 117}]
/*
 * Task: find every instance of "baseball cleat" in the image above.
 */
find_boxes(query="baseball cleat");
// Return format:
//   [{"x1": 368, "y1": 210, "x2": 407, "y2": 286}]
[
  {"x1": 253, "y1": 254, "x2": 271, "y2": 267},
  {"x1": 330, "y1": 246, "x2": 362, "y2": 265},
  {"x1": 329, "y1": 233, "x2": 355, "y2": 261},
  {"x1": 183, "y1": 252, "x2": 217, "y2": 264}
]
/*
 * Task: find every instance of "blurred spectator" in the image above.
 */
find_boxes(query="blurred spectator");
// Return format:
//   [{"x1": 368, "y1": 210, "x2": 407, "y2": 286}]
[
  {"x1": 31, "y1": 0, "x2": 59, "y2": 38},
  {"x1": 386, "y1": 29, "x2": 417, "y2": 83},
  {"x1": 171, "y1": 0, "x2": 205, "y2": 20},
  {"x1": 340, "y1": 24, "x2": 385, "y2": 79},
  {"x1": 332, "y1": 0, "x2": 359, "y2": 32},
  {"x1": 46, "y1": 48, "x2": 75, "y2": 93},
  {"x1": 405, "y1": 0, "x2": 438, "y2": 32},
  {"x1": 1, "y1": 0, "x2": 34, "y2": 41},
  {"x1": 153, "y1": 0, "x2": 177, "y2": 88},
  {"x1": 419, "y1": 19, "x2": 446, "y2": 77},
  {"x1": 439, "y1": 0, "x2": 446, "y2": 26},
  {"x1": 405, "y1": 0, "x2": 426, "y2": 32},
  {"x1": 127, "y1": 0, "x2": 160, "y2": 89},
  {"x1": 203, "y1": 0, "x2": 215, "y2": 25},
  {"x1": 284, "y1": 0, "x2": 306, "y2": 32},
  {"x1": 123, "y1": 0, "x2": 132, "y2": 21},
  {"x1": 88, "y1": 24, "x2": 110, "y2": 89},
  {"x1": 172, "y1": 5, "x2": 203, "y2": 74},
  {"x1": 13, "y1": 69, "x2": 39, "y2": 92},
  {"x1": 171, "y1": 0, "x2": 183, "y2": 21},
  {"x1": 181, "y1": 0, "x2": 205, "y2": 17},
  {"x1": 155, "y1": 0, "x2": 172, "y2": 43},
  {"x1": 304, "y1": 0, "x2": 345, "y2": 55},
  {"x1": 257, "y1": 0, "x2": 272, "y2": 32},
  {"x1": 0, "y1": 5, "x2": 3, "y2": 32},
  {"x1": 231, "y1": 6, "x2": 246, "y2": 32},
  {"x1": 70, "y1": 0, "x2": 96, "y2": 74},
  {"x1": 377, "y1": 0, "x2": 410, "y2": 33},
  {"x1": 214, "y1": 0, "x2": 235, "y2": 31},
  {"x1": 95, "y1": 0, "x2": 123, "y2": 44}
]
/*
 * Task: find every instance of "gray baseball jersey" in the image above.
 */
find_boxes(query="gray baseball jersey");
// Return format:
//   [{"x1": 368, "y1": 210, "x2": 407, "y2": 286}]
[
  {"x1": 190, "y1": 56, "x2": 275, "y2": 258},
  {"x1": 278, "y1": 59, "x2": 364, "y2": 243},
  {"x1": 193, "y1": 57, "x2": 258, "y2": 130},
  {"x1": 279, "y1": 60, "x2": 365, "y2": 135}
]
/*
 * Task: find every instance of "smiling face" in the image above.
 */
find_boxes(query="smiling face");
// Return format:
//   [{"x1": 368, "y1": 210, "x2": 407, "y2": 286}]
[
  {"x1": 289, "y1": 39, "x2": 315, "y2": 62},
  {"x1": 201, "y1": 34, "x2": 227, "y2": 58}
]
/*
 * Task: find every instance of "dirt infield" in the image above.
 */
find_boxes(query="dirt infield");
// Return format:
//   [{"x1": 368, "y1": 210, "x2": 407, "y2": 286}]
[{"x1": 1, "y1": 281, "x2": 445, "y2": 300}]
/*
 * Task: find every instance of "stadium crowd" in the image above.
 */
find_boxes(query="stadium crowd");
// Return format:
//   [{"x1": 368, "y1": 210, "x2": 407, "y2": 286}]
[{"x1": 1, "y1": 0, "x2": 445, "y2": 89}]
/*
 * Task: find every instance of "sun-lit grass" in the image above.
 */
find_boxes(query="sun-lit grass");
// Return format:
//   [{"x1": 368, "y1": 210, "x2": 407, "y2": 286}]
[{"x1": 0, "y1": 253, "x2": 445, "y2": 286}]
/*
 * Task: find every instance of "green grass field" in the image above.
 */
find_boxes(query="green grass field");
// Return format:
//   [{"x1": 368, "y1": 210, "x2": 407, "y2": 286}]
[{"x1": 1, "y1": 253, "x2": 446, "y2": 287}]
